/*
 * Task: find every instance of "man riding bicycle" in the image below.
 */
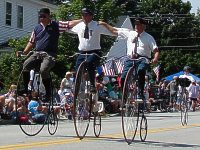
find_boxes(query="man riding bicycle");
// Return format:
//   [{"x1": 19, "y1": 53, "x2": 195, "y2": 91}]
[
  {"x1": 66, "y1": 7, "x2": 115, "y2": 92},
  {"x1": 99, "y1": 17, "x2": 159, "y2": 100},
  {"x1": 17, "y1": 8, "x2": 81, "y2": 102}
]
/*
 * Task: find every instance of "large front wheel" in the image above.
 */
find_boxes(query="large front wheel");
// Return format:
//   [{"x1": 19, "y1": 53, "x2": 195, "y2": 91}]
[
  {"x1": 16, "y1": 69, "x2": 47, "y2": 136},
  {"x1": 73, "y1": 61, "x2": 92, "y2": 139},
  {"x1": 180, "y1": 93, "x2": 188, "y2": 126},
  {"x1": 121, "y1": 67, "x2": 139, "y2": 144}
]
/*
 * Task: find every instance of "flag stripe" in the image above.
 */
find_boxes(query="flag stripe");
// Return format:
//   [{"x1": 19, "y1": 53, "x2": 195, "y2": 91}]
[
  {"x1": 102, "y1": 59, "x2": 115, "y2": 76},
  {"x1": 153, "y1": 65, "x2": 160, "y2": 81}
]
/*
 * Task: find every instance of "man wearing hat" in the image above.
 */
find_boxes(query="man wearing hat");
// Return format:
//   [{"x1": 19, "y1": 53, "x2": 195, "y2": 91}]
[
  {"x1": 99, "y1": 17, "x2": 159, "y2": 100},
  {"x1": 179, "y1": 66, "x2": 194, "y2": 82},
  {"x1": 18, "y1": 8, "x2": 81, "y2": 102},
  {"x1": 67, "y1": 7, "x2": 114, "y2": 92}
]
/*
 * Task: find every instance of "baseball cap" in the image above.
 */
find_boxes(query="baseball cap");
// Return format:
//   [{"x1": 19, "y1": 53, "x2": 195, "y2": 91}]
[
  {"x1": 135, "y1": 17, "x2": 148, "y2": 25},
  {"x1": 39, "y1": 8, "x2": 50, "y2": 15},
  {"x1": 183, "y1": 66, "x2": 191, "y2": 71},
  {"x1": 81, "y1": 8, "x2": 93, "y2": 15}
]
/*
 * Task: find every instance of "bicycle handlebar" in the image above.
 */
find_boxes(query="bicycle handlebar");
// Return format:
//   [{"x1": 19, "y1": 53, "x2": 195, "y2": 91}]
[
  {"x1": 16, "y1": 51, "x2": 34, "y2": 58},
  {"x1": 65, "y1": 52, "x2": 108, "y2": 61},
  {"x1": 114, "y1": 55, "x2": 151, "y2": 64}
]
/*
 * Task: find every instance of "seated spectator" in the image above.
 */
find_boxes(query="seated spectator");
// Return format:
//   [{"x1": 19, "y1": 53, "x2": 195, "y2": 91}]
[
  {"x1": 12, "y1": 96, "x2": 29, "y2": 121},
  {"x1": 28, "y1": 91, "x2": 48, "y2": 115},
  {"x1": 0, "y1": 84, "x2": 17, "y2": 114},
  {"x1": 60, "y1": 92, "x2": 73, "y2": 119},
  {"x1": 28, "y1": 91, "x2": 47, "y2": 123}
]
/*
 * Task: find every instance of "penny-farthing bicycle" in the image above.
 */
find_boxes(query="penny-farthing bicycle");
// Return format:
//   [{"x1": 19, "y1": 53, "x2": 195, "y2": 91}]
[
  {"x1": 121, "y1": 56, "x2": 149, "y2": 144},
  {"x1": 178, "y1": 78, "x2": 190, "y2": 126},
  {"x1": 70, "y1": 52, "x2": 106, "y2": 139},
  {"x1": 15, "y1": 51, "x2": 58, "y2": 136}
]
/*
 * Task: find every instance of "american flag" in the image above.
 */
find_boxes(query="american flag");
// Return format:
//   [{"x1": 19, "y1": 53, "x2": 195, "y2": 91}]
[
  {"x1": 153, "y1": 65, "x2": 161, "y2": 81},
  {"x1": 114, "y1": 57, "x2": 127, "y2": 74},
  {"x1": 102, "y1": 59, "x2": 116, "y2": 76}
]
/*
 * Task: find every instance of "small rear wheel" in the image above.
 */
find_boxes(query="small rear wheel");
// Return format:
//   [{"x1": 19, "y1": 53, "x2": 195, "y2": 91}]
[
  {"x1": 93, "y1": 112, "x2": 101, "y2": 137},
  {"x1": 139, "y1": 115, "x2": 147, "y2": 142},
  {"x1": 48, "y1": 109, "x2": 58, "y2": 135}
]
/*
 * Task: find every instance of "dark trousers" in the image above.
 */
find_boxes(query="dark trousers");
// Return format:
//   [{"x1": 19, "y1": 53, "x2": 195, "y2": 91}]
[
  {"x1": 121, "y1": 58, "x2": 149, "y2": 96},
  {"x1": 75, "y1": 50, "x2": 101, "y2": 86},
  {"x1": 22, "y1": 52, "x2": 55, "y2": 97}
]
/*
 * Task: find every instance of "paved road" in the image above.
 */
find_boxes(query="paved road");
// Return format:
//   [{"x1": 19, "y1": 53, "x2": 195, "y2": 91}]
[{"x1": 0, "y1": 111, "x2": 200, "y2": 150}]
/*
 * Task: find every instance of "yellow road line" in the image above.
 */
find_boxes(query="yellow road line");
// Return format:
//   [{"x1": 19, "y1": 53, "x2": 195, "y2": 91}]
[{"x1": 0, "y1": 123, "x2": 200, "y2": 150}]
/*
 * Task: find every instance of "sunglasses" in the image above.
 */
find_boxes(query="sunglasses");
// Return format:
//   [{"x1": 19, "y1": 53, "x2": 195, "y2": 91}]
[{"x1": 39, "y1": 14, "x2": 47, "y2": 18}]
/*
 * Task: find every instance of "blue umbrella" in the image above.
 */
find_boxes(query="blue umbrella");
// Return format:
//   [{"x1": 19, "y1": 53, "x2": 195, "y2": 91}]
[{"x1": 164, "y1": 71, "x2": 200, "y2": 82}]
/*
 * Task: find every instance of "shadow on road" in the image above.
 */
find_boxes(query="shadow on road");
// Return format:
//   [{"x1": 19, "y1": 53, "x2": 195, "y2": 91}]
[{"x1": 135, "y1": 140, "x2": 200, "y2": 148}]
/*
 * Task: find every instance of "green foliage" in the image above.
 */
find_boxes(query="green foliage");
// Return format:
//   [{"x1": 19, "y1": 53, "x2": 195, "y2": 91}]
[
  {"x1": 0, "y1": 53, "x2": 19, "y2": 90},
  {"x1": 1, "y1": 0, "x2": 200, "y2": 90},
  {"x1": 0, "y1": 37, "x2": 29, "y2": 90},
  {"x1": 135, "y1": 0, "x2": 200, "y2": 78}
]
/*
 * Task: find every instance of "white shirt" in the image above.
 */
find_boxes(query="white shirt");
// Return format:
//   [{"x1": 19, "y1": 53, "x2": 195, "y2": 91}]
[
  {"x1": 69, "y1": 20, "x2": 114, "y2": 51},
  {"x1": 179, "y1": 74, "x2": 194, "y2": 81},
  {"x1": 29, "y1": 70, "x2": 46, "y2": 94},
  {"x1": 188, "y1": 84, "x2": 200, "y2": 98},
  {"x1": 117, "y1": 29, "x2": 158, "y2": 58}
]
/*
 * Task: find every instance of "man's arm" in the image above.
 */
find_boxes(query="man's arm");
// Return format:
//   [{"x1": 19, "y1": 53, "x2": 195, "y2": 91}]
[
  {"x1": 68, "y1": 19, "x2": 82, "y2": 28},
  {"x1": 152, "y1": 48, "x2": 159, "y2": 64},
  {"x1": 59, "y1": 19, "x2": 82, "y2": 33},
  {"x1": 23, "y1": 42, "x2": 34, "y2": 55},
  {"x1": 98, "y1": 21, "x2": 118, "y2": 36},
  {"x1": 22, "y1": 31, "x2": 35, "y2": 55}
]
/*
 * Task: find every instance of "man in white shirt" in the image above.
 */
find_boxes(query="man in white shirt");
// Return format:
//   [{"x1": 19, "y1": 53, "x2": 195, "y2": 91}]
[
  {"x1": 179, "y1": 66, "x2": 194, "y2": 81},
  {"x1": 99, "y1": 17, "x2": 159, "y2": 99},
  {"x1": 67, "y1": 7, "x2": 114, "y2": 92}
]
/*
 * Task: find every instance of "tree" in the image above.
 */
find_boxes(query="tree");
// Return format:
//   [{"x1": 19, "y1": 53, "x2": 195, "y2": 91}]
[
  {"x1": 1, "y1": 0, "x2": 200, "y2": 90},
  {"x1": 134, "y1": 0, "x2": 200, "y2": 78},
  {"x1": 0, "y1": 0, "x2": 123, "y2": 91}
]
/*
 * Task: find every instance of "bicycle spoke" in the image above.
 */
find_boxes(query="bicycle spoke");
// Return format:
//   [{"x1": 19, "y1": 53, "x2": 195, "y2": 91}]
[
  {"x1": 73, "y1": 62, "x2": 91, "y2": 139},
  {"x1": 122, "y1": 67, "x2": 139, "y2": 144}
]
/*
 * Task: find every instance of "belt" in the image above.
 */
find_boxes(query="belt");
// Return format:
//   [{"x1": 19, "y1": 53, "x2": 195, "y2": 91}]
[
  {"x1": 132, "y1": 54, "x2": 150, "y2": 60},
  {"x1": 79, "y1": 49, "x2": 101, "y2": 54}
]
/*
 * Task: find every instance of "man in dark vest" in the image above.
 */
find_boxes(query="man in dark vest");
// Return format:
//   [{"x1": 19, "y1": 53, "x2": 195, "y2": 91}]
[{"x1": 18, "y1": 8, "x2": 81, "y2": 102}]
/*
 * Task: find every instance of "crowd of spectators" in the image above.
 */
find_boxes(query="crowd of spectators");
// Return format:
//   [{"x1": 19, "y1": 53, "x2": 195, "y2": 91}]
[{"x1": 1, "y1": 67, "x2": 200, "y2": 123}]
